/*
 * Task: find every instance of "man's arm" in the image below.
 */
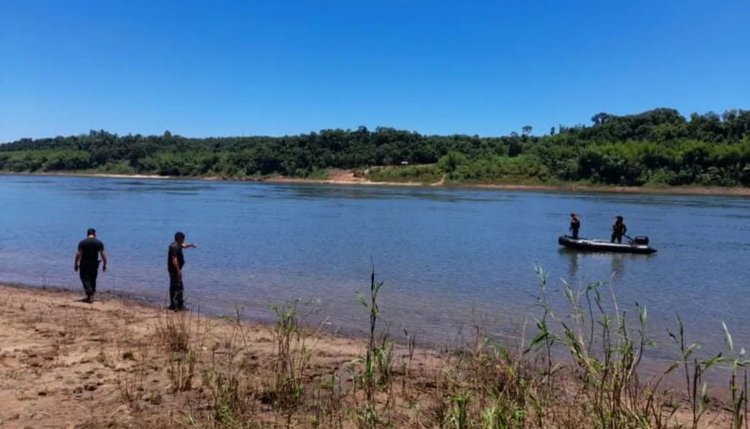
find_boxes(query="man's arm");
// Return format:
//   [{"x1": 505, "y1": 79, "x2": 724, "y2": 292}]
[
  {"x1": 100, "y1": 249, "x2": 108, "y2": 272},
  {"x1": 74, "y1": 250, "x2": 82, "y2": 272},
  {"x1": 181, "y1": 243, "x2": 197, "y2": 249}
]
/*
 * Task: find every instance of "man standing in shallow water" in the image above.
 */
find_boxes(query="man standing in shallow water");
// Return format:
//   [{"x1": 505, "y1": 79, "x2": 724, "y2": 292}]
[
  {"x1": 168, "y1": 231, "x2": 197, "y2": 311},
  {"x1": 74, "y1": 228, "x2": 107, "y2": 303}
]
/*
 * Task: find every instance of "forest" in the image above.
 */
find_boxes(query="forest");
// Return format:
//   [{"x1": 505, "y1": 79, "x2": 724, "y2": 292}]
[{"x1": 2, "y1": 108, "x2": 750, "y2": 187}]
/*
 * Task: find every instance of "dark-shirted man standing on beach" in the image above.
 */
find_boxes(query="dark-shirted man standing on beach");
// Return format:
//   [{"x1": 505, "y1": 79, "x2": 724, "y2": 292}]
[
  {"x1": 74, "y1": 228, "x2": 107, "y2": 303},
  {"x1": 168, "y1": 231, "x2": 197, "y2": 311}
]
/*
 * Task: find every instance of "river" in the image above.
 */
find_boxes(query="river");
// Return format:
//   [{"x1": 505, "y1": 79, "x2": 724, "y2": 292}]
[{"x1": 1, "y1": 174, "x2": 748, "y2": 361}]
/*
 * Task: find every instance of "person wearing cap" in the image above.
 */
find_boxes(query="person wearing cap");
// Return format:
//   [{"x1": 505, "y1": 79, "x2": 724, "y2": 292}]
[
  {"x1": 74, "y1": 228, "x2": 107, "y2": 303},
  {"x1": 569, "y1": 213, "x2": 581, "y2": 239},
  {"x1": 611, "y1": 216, "x2": 627, "y2": 243},
  {"x1": 167, "y1": 231, "x2": 197, "y2": 311}
]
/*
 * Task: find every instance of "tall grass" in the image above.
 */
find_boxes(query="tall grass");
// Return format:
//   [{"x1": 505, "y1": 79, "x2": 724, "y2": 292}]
[
  {"x1": 351, "y1": 266, "x2": 393, "y2": 428},
  {"x1": 127, "y1": 267, "x2": 747, "y2": 429},
  {"x1": 269, "y1": 299, "x2": 317, "y2": 413},
  {"x1": 721, "y1": 323, "x2": 749, "y2": 429},
  {"x1": 155, "y1": 310, "x2": 197, "y2": 392}
]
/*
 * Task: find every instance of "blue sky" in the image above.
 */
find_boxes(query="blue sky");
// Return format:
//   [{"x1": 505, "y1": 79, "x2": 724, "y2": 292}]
[{"x1": 1, "y1": 0, "x2": 748, "y2": 143}]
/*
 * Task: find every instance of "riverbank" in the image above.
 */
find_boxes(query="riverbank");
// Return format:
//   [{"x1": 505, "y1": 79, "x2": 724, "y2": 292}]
[
  {"x1": 0, "y1": 283, "x2": 424, "y2": 428},
  {"x1": 4, "y1": 169, "x2": 750, "y2": 196},
  {"x1": 0, "y1": 283, "x2": 738, "y2": 428}
]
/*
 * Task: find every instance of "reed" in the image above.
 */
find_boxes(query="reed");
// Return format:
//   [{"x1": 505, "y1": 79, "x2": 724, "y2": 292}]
[
  {"x1": 269, "y1": 299, "x2": 316, "y2": 412},
  {"x1": 110, "y1": 267, "x2": 748, "y2": 429},
  {"x1": 668, "y1": 315, "x2": 721, "y2": 429},
  {"x1": 351, "y1": 266, "x2": 392, "y2": 429},
  {"x1": 721, "y1": 323, "x2": 749, "y2": 429},
  {"x1": 155, "y1": 308, "x2": 192, "y2": 354}
]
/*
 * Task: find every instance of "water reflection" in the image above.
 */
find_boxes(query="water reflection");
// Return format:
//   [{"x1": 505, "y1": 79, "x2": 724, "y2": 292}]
[
  {"x1": 559, "y1": 248, "x2": 630, "y2": 279},
  {"x1": 560, "y1": 248, "x2": 580, "y2": 278},
  {"x1": 286, "y1": 183, "x2": 518, "y2": 204},
  {"x1": 558, "y1": 247, "x2": 658, "y2": 287},
  {"x1": 610, "y1": 254, "x2": 625, "y2": 276},
  {"x1": 588, "y1": 193, "x2": 750, "y2": 210}
]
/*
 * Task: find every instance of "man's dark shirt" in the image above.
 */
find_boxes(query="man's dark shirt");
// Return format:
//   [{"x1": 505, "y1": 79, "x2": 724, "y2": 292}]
[
  {"x1": 78, "y1": 237, "x2": 104, "y2": 268},
  {"x1": 168, "y1": 242, "x2": 185, "y2": 272}
]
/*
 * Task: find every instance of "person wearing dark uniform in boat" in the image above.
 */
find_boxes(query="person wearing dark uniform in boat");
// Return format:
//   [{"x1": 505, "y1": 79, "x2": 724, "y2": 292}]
[
  {"x1": 74, "y1": 228, "x2": 108, "y2": 303},
  {"x1": 611, "y1": 216, "x2": 627, "y2": 244},
  {"x1": 569, "y1": 213, "x2": 581, "y2": 239}
]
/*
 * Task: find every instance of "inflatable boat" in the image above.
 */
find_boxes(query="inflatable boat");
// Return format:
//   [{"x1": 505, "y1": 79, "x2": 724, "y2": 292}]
[{"x1": 558, "y1": 235, "x2": 657, "y2": 254}]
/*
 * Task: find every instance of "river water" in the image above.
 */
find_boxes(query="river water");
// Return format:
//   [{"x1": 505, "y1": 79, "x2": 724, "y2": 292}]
[{"x1": 1, "y1": 175, "x2": 748, "y2": 361}]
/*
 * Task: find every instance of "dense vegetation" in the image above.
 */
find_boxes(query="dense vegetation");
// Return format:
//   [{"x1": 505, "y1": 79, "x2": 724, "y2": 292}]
[{"x1": 2, "y1": 108, "x2": 750, "y2": 187}]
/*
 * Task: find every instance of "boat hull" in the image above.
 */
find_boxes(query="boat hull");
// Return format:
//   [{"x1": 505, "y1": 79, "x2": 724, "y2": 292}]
[{"x1": 558, "y1": 235, "x2": 657, "y2": 254}]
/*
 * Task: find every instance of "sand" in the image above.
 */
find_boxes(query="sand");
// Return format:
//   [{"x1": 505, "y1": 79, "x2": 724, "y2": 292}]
[
  {"x1": 0, "y1": 283, "x2": 741, "y2": 428},
  {"x1": 0, "y1": 284, "x2": 444, "y2": 428}
]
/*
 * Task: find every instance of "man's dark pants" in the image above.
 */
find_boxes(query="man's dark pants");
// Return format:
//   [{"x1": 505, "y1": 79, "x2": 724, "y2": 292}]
[
  {"x1": 79, "y1": 264, "x2": 98, "y2": 298},
  {"x1": 169, "y1": 271, "x2": 184, "y2": 310}
]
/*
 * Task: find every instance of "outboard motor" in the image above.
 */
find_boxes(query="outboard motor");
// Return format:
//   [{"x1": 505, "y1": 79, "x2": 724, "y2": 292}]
[{"x1": 634, "y1": 236, "x2": 649, "y2": 245}]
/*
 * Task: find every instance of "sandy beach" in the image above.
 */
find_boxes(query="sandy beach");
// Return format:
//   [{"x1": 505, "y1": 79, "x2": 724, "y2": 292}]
[
  {"x1": 0, "y1": 283, "x2": 739, "y2": 428},
  {"x1": 0, "y1": 284, "x2": 440, "y2": 428}
]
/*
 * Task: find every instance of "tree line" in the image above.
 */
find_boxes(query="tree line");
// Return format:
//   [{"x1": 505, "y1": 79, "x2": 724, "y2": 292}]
[{"x1": 2, "y1": 107, "x2": 750, "y2": 186}]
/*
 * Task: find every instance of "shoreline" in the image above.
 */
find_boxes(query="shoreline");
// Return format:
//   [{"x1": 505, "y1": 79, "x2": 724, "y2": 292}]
[
  {"x1": 0, "y1": 282, "x2": 739, "y2": 427},
  {"x1": 0, "y1": 283, "x2": 406, "y2": 427},
  {"x1": 3, "y1": 170, "x2": 750, "y2": 196}
]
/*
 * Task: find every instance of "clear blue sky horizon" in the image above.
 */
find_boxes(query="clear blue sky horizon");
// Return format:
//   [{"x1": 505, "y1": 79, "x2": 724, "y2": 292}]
[{"x1": 1, "y1": 0, "x2": 749, "y2": 144}]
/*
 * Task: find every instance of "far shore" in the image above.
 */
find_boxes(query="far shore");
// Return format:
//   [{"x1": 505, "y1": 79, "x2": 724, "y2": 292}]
[{"x1": 3, "y1": 169, "x2": 750, "y2": 197}]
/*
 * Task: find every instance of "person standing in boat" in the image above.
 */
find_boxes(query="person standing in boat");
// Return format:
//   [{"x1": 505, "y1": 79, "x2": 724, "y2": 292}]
[
  {"x1": 569, "y1": 213, "x2": 581, "y2": 239},
  {"x1": 611, "y1": 216, "x2": 627, "y2": 243}
]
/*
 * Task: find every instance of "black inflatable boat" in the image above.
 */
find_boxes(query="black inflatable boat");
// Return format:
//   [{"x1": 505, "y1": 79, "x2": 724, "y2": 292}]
[{"x1": 558, "y1": 235, "x2": 657, "y2": 254}]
